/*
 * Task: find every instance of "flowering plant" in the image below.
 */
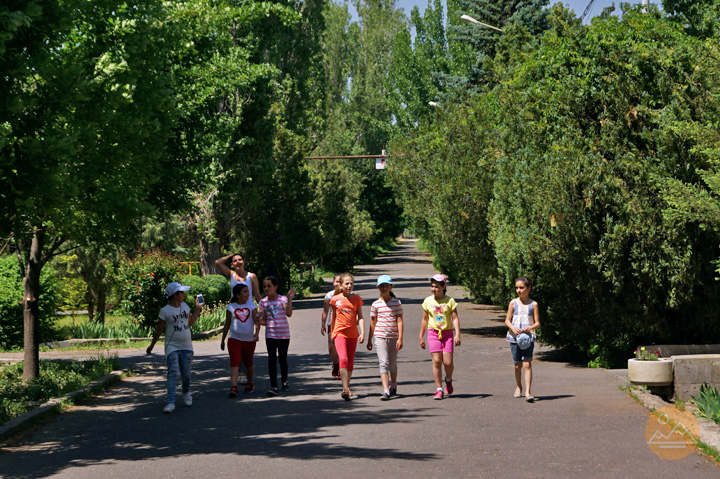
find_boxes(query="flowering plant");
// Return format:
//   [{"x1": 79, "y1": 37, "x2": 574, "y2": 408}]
[{"x1": 634, "y1": 347, "x2": 660, "y2": 361}]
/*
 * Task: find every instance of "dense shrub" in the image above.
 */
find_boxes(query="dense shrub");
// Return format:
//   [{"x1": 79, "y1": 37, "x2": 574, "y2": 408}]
[
  {"x1": 69, "y1": 320, "x2": 152, "y2": 339},
  {"x1": 391, "y1": 8, "x2": 720, "y2": 366},
  {"x1": 114, "y1": 251, "x2": 182, "y2": 329},
  {"x1": 0, "y1": 357, "x2": 120, "y2": 425},
  {"x1": 180, "y1": 274, "x2": 230, "y2": 310},
  {"x1": 0, "y1": 256, "x2": 61, "y2": 349}
]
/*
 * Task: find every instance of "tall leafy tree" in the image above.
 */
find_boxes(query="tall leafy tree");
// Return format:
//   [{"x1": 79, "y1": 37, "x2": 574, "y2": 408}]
[
  {"x1": 1, "y1": 0, "x2": 180, "y2": 381},
  {"x1": 161, "y1": 0, "x2": 300, "y2": 275}
]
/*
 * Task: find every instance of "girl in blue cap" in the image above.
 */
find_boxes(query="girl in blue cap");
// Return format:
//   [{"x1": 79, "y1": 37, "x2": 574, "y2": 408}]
[
  {"x1": 504, "y1": 276, "x2": 540, "y2": 402},
  {"x1": 367, "y1": 274, "x2": 404, "y2": 400}
]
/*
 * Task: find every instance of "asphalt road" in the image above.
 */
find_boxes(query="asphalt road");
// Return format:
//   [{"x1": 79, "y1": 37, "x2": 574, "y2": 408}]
[{"x1": 0, "y1": 239, "x2": 717, "y2": 478}]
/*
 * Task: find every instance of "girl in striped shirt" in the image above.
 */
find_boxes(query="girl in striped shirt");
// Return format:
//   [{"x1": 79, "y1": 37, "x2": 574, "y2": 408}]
[
  {"x1": 367, "y1": 275, "x2": 404, "y2": 400},
  {"x1": 259, "y1": 276, "x2": 295, "y2": 397}
]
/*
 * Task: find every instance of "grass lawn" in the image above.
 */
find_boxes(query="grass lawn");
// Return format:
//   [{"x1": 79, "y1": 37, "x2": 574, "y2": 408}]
[{"x1": 54, "y1": 312, "x2": 132, "y2": 332}]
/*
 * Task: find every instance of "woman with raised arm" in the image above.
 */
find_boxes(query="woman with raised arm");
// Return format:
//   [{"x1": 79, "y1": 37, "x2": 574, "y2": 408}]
[{"x1": 215, "y1": 253, "x2": 262, "y2": 303}]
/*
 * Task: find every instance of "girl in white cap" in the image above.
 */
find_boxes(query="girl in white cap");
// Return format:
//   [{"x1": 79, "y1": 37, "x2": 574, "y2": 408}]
[
  {"x1": 367, "y1": 274, "x2": 404, "y2": 400},
  {"x1": 419, "y1": 274, "x2": 461, "y2": 400},
  {"x1": 147, "y1": 281, "x2": 204, "y2": 413}
]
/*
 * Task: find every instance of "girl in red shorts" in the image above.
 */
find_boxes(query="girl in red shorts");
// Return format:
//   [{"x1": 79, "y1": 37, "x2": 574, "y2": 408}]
[
  {"x1": 419, "y1": 274, "x2": 461, "y2": 400},
  {"x1": 221, "y1": 283, "x2": 260, "y2": 397},
  {"x1": 330, "y1": 273, "x2": 365, "y2": 401}
]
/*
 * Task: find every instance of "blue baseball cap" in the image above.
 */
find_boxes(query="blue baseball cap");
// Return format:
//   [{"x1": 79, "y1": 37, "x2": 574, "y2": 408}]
[{"x1": 377, "y1": 274, "x2": 392, "y2": 286}]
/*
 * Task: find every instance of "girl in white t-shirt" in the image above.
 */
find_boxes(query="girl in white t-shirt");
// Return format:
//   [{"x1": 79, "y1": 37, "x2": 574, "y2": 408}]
[
  {"x1": 146, "y1": 282, "x2": 203, "y2": 413},
  {"x1": 221, "y1": 283, "x2": 259, "y2": 397},
  {"x1": 504, "y1": 276, "x2": 540, "y2": 402}
]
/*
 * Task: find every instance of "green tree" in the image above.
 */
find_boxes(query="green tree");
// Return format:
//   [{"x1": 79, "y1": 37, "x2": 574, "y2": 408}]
[
  {"x1": 0, "y1": 0, "x2": 180, "y2": 381},
  {"x1": 662, "y1": 0, "x2": 720, "y2": 37},
  {"x1": 392, "y1": 5, "x2": 720, "y2": 366}
]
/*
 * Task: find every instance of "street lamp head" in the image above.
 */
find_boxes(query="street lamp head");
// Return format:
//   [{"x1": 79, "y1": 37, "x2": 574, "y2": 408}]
[{"x1": 460, "y1": 14, "x2": 503, "y2": 32}]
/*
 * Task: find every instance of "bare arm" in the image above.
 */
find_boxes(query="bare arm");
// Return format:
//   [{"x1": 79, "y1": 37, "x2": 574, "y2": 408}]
[
  {"x1": 214, "y1": 254, "x2": 234, "y2": 279},
  {"x1": 367, "y1": 316, "x2": 376, "y2": 350},
  {"x1": 419, "y1": 311, "x2": 429, "y2": 349},
  {"x1": 285, "y1": 289, "x2": 295, "y2": 317},
  {"x1": 452, "y1": 309, "x2": 461, "y2": 346},
  {"x1": 357, "y1": 306, "x2": 365, "y2": 344},
  {"x1": 253, "y1": 309, "x2": 260, "y2": 341},
  {"x1": 146, "y1": 319, "x2": 166, "y2": 354},
  {"x1": 220, "y1": 310, "x2": 231, "y2": 350},
  {"x1": 251, "y1": 273, "x2": 262, "y2": 302},
  {"x1": 321, "y1": 297, "x2": 330, "y2": 335},
  {"x1": 505, "y1": 300, "x2": 521, "y2": 335},
  {"x1": 188, "y1": 298, "x2": 203, "y2": 326},
  {"x1": 527, "y1": 301, "x2": 541, "y2": 333},
  {"x1": 396, "y1": 314, "x2": 404, "y2": 351}
]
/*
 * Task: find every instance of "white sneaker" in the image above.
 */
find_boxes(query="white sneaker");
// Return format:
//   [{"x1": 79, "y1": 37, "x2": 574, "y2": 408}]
[
  {"x1": 163, "y1": 403, "x2": 175, "y2": 414},
  {"x1": 183, "y1": 393, "x2": 192, "y2": 406},
  {"x1": 240, "y1": 375, "x2": 248, "y2": 384}
]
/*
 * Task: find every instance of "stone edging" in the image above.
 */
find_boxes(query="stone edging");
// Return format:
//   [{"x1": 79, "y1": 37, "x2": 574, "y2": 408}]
[
  {"x1": 40, "y1": 326, "x2": 225, "y2": 349},
  {"x1": 613, "y1": 373, "x2": 720, "y2": 456}
]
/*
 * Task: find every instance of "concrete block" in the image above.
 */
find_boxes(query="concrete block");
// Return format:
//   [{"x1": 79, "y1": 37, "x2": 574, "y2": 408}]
[{"x1": 672, "y1": 354, "x2": 720, "y2": 401}]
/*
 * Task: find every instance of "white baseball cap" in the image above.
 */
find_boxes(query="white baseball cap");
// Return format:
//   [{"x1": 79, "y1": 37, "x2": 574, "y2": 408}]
[{"x1": 165, "y1": 281, "x2": 190, "y2": 298}]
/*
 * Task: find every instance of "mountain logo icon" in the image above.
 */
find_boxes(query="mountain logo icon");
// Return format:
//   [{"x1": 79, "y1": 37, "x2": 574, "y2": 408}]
[{"x1": 645, "y1": 406, "x2": 699, "y2": 460}]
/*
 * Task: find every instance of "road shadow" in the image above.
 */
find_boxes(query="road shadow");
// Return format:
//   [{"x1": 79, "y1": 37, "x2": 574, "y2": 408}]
[
  {"x1": 531, "y1": 395, "x2": 575, "y2": 402},
  {"x1": 533, "y1": 349, "x2": 588, "y2": 368},
  {"x1": 1, "y1": 352, "x2": 437, "y2": 478},
  {"x1": 462, "y1": 326, "x2": 508, "y2": 339}
]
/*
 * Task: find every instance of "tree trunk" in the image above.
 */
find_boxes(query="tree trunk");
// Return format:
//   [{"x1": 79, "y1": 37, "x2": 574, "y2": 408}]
[
  {"x1": 86, "y1": 288, "x2": 95, "y2": 322},
  {"x1": 22, "y1": 229, "x2": 45, "y2": 383},
  {"x1": 97, "y1": 288, "x2": 106, "y2": 323},
  {"x1": 199, "y1": 238, "x2": 221, "y2": 276}
]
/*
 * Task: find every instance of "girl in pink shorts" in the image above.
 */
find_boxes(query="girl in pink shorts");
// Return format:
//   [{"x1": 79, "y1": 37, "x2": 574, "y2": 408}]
[{"x1": 419, "y1": 274, "x2": 461, "y2": 400}]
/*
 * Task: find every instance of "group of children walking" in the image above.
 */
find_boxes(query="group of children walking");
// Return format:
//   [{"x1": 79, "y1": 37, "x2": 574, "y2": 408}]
[{"x1": 148, "y1": 253, "x2": 541, "y2": 412}]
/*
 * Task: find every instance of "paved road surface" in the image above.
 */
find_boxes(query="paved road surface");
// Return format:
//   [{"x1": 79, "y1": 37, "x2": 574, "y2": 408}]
[{"x1": 0, "y1": 240, "x2": 717, "y2": 478}]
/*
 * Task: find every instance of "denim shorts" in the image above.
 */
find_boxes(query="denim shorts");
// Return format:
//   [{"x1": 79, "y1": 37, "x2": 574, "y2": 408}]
[{"x1": 510, "y1": 342, "x2": 534, "y2": 363}]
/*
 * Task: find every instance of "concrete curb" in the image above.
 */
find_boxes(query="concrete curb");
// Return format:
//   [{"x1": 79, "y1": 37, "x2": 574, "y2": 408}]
[
  {"x1": 611, "y1": 370, "x2": 720, "y2": 456},
  {"x1": 0, "y1": 370, "x2": 125, "y2": 442},
  {"x1": 39, "y1": 326, "x2": 224, "y2": 350}
]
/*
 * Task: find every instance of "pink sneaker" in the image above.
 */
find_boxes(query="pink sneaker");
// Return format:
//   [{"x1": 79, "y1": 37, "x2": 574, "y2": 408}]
[
  {"x1": 445, "y1": 379, "x2": 454, "y2": 395},
  {"x1": 433, "y1": 390, "x2": 443, "y2": 400}
]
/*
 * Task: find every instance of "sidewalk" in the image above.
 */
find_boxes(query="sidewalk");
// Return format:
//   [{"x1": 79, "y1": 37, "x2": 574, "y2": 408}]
[{"x1": 0, "y1": 239, "x2": 717, "y2": 478}]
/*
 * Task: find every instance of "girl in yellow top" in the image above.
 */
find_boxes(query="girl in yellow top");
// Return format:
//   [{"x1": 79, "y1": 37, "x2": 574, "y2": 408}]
[{"x1": 419, "y1": 274, "x2": 461, "y2": 400}]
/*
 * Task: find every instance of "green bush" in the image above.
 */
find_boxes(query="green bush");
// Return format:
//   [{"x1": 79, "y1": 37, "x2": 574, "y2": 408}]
[
  {"x1": 391, "y1": 10, "x2": 720, "y2": 367},
  {"x1": 114, "y1": 250, "x2": 182, "y2": 329},
  {"x1": 0, "y1": 357, "x2": 120, "y2": 425},
  {"x1": 180, "y1": 274, "x2": 229, "y2": 310},
  {"x1": 0, "y1": 256, "x2": 62, "y2": 349},
  {"x1": 693, "y1": 383, "x2": 720, "y2": 425},
  {"x1": 190, "y1": 306, "x2": 226, "y2": 334},
  {"x1": 70, "y1": 320, "x2": 152, "y2": 339}
]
